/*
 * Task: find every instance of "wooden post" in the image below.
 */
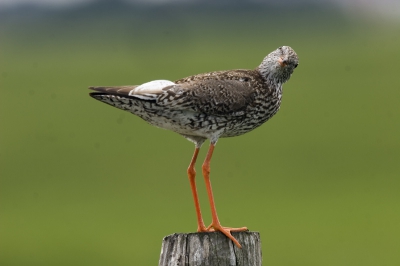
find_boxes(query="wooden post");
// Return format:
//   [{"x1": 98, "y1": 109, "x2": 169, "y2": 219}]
[{"x1": 159, "y1": 231, "x2": 262, "y2": 266}]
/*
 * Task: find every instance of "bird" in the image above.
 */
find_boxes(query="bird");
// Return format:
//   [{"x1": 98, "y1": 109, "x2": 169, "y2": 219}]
[{"x1": 89, "y1": 46, "x2": 299, "y2": 248}]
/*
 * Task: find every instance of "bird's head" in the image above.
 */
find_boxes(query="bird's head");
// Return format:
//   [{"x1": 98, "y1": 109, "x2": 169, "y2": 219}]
[{"x1": 258, "y1": 46, "x2": 299, "y2": 84}]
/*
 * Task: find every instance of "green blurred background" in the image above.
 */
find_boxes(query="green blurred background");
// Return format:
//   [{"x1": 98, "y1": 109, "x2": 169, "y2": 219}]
[{"x1": 1, "y1": 0, "x2": 400, "y2": 265}]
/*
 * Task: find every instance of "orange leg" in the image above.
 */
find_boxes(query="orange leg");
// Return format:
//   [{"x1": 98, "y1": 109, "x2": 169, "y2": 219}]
[
  {"x1": 187, "y1": 147, "x2": 207, "y2": 232},
  {"x1": 202, "y1": 144, "x2": 248, "y2": 248}
]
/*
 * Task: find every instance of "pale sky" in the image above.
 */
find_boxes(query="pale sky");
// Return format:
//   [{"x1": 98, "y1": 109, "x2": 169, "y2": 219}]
[
  {"x1": 0, "y1": 0, "x2": 399, "y2": 19},
  {"x1": 0, "y1": 0, "x2": 95, "y2": 8}
]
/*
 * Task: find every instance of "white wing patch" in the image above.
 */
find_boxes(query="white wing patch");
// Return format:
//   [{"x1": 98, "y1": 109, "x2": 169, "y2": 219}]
[{"x1": 129, "y1": 80, "x2": 175, "y2": 100}]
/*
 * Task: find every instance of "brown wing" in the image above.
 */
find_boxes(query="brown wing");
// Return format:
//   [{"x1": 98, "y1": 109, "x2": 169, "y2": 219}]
[{"x1": 157, "y1": 79, "x2": 256, "y2": 116}]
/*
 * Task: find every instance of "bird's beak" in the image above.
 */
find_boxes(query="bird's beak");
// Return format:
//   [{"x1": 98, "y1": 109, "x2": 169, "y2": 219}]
[{"x1": 278, "y1": 57, "x2": 287, "y2": 67}]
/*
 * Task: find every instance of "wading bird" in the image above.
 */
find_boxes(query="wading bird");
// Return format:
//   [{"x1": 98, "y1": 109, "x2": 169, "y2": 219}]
[{"x1": 89, "y1": 46, "x2": 299, "y2": 247}]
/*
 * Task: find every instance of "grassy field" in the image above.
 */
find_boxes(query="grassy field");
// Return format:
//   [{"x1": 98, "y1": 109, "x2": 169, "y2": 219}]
[{"x1": 1, "y1": 4, "x2": 400, "y2": 265}]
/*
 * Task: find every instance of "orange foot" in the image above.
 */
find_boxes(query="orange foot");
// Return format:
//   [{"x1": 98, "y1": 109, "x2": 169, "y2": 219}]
[
  {"x1": 197, "y1": 224, "x2": 208, "y2": 232},
  {"x1": 206, "y1": 222, "x2": 248, "y2": 248}
]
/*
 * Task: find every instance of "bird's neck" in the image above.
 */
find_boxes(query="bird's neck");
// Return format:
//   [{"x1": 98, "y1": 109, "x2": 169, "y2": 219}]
[
  {"x1": 257, "y1": 65, "x2": 283, "y2": 88},
  {"x1": 260, "y1": 72, "x2": 283, "y2": 94}
]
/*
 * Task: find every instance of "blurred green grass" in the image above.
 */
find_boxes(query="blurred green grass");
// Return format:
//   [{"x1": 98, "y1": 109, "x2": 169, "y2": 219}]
[{"x1": 1, "y1": 5, "x2": 400, "y2": 265}]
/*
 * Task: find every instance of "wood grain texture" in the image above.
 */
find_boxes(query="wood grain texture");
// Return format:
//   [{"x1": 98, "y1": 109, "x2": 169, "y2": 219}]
[{"x1": 159, "y1": 231, "x2": 262, "y2": 266}]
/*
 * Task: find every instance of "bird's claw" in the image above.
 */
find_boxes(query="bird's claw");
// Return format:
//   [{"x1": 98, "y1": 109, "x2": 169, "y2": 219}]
[{"x1": 203, "y1": 223, "x2": 248, "y2": 248}]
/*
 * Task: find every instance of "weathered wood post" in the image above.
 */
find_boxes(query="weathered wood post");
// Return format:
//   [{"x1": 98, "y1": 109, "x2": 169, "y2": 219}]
[{"x1": 159, "y1": 231, "x2": 262, "y2": 266}]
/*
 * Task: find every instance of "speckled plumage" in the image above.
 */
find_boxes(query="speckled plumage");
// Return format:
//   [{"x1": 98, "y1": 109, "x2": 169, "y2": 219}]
[
  {"x1": 89, "y1": 46, "x2": 299, "y2": 147},
  {"x1": 89, "y1": 46, "x2": 299, "y2": 248}
]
